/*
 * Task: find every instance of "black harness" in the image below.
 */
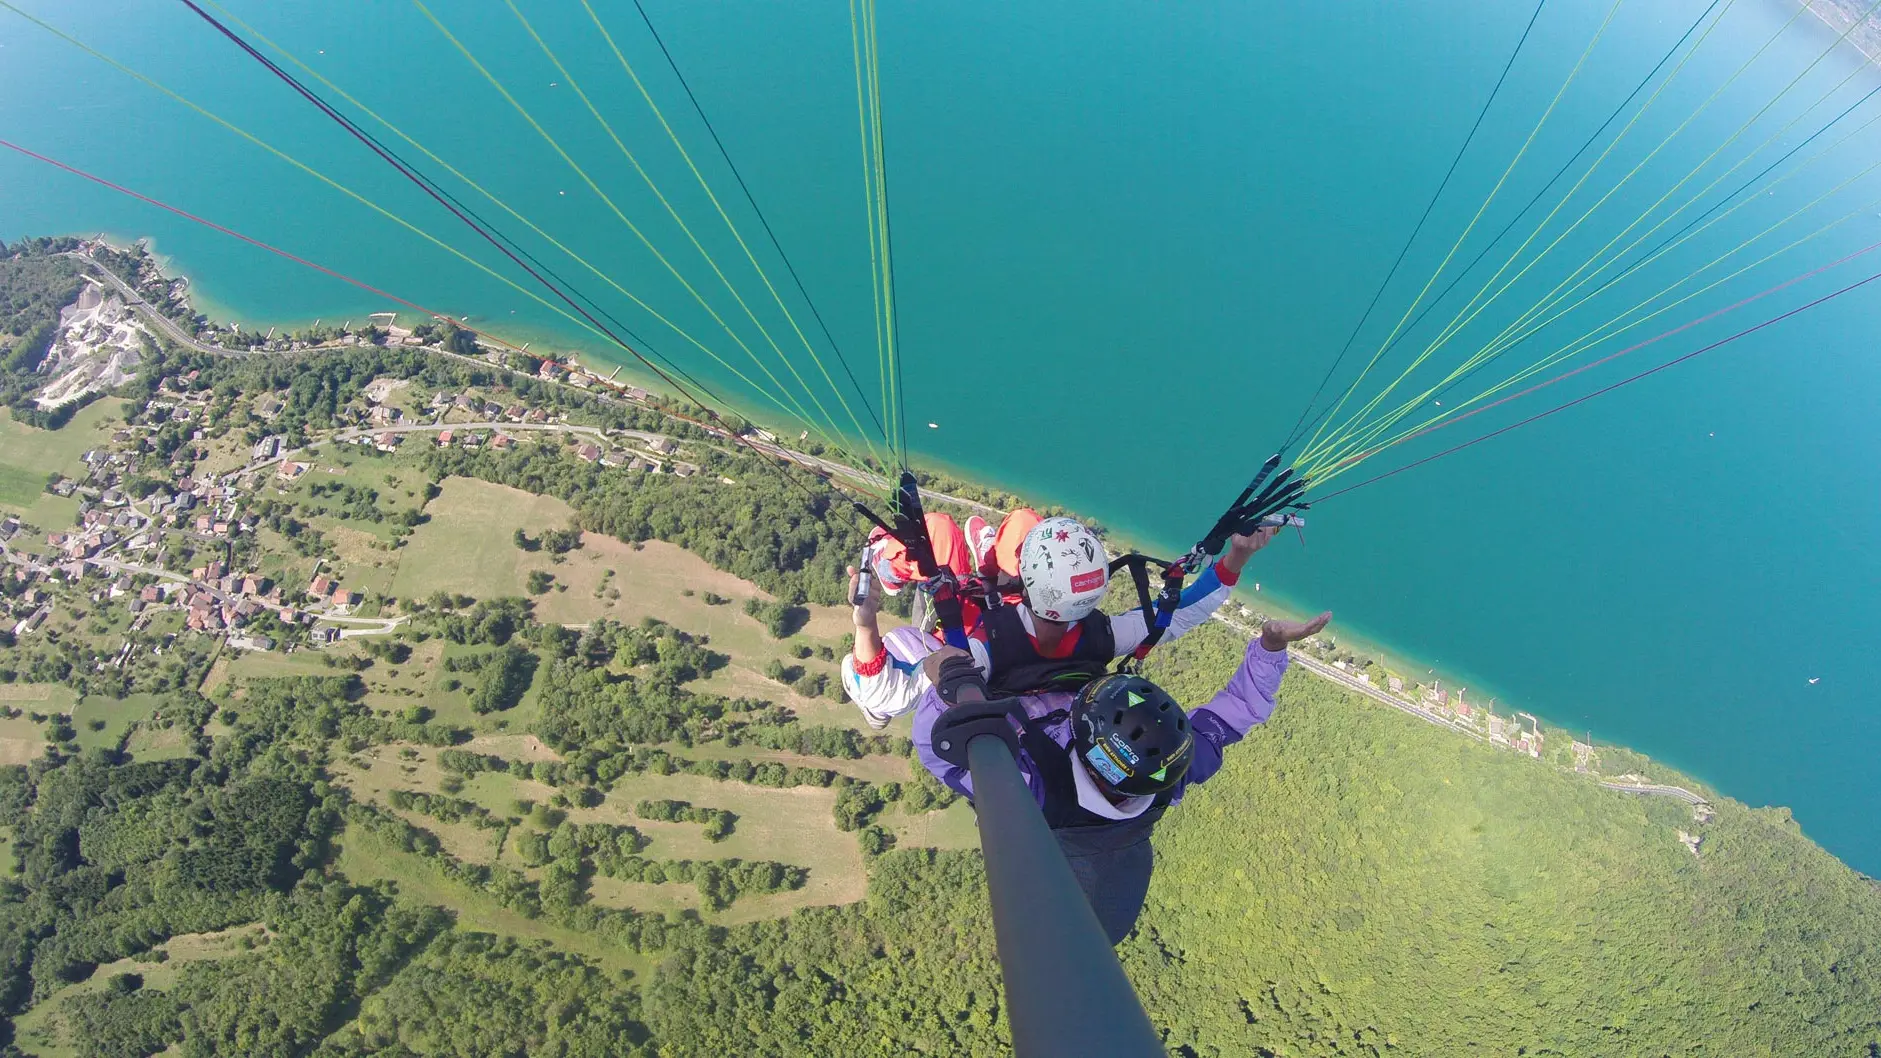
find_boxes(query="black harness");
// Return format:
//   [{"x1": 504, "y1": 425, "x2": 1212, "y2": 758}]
[{"x1": 982, "y1": 605, "x2": 1115, "y2": 697}]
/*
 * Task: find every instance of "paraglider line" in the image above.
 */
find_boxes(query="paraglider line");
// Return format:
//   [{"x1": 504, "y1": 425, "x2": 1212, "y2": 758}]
[
  {"x1": 1320, "y1": 0, "x2": 1731, "y2": 430},
  {"x1": 174, "y1": 0, "x2": 893, "y2": 536},
  {"x1": 1284, "y1": 0, "x2": 1550, "y2": 450},
  {"x1": 626, "y1": 0, "x2": 889, "y2": 449},
  {"x1": 1313, "y1": 258, "x2": 1881, "y2": 502}
]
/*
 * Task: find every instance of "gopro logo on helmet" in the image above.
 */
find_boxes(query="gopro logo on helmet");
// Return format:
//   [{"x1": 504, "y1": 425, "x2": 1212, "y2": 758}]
[{"x1": 1083, "y1": 744, "x2": 1130, "y2": 785}]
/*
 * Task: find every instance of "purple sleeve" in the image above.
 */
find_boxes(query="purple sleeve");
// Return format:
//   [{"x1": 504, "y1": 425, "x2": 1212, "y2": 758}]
[
  {"x1": 911, "y1": 687, "x2": 1048, "y2": 806},
  {"x1": 1182, "y1": 639, "x2": 1289, "y2": 789},
  {"x1": 911, "y1": 687, "x2": 976, "y2": 798}
]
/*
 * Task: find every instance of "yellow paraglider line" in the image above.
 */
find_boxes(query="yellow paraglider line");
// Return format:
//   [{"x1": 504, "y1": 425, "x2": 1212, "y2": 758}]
[
  {"x1": 409, "y1": 0, "x2": 866, "y2": 466},
  {"x1": 1299, "y1": 0, "x2": 1627, "y2": 462},
  {"x1": 573, "y1": 0, "x2": 892, "y2": 475},
  {"x1": 192, "y1": 0, "x2": 821, "y2": 431}
]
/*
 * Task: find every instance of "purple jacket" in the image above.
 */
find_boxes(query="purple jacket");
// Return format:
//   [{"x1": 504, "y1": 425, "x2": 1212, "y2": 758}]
[{"x1": 912, "y1": 637, "x2": 1290, "y2": 806}]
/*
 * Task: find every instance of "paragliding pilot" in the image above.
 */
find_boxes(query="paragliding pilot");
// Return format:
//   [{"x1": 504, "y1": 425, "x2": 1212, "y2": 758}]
[
  {"x1": 913, "y1": 607, "x2": 1332, "y2": 945},
  {"x1": 842, "y1": 510, "x2": 1278, "y2": 729}
]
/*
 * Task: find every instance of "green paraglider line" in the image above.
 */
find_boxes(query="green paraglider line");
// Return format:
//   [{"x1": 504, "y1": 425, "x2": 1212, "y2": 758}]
[
  {"x1": 1295, "y1": 0, "x2": 1732, "y2": 451},
  {"x1": 1312, "y1": 250, "x2": 1881, "y2": 502},
  {"x1": 1284, "y1": 0, "x2": 1551, "y2": 451},
  {"x1": 171, "y1": 0, "x2": 897, "y2": 542}
]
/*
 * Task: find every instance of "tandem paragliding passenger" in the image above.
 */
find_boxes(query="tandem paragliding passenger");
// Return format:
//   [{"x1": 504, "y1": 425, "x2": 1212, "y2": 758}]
[
  {"x1": 842, "y1": 511, "x2": 1281, "y2": 729},
  {"x1": 911, "y1": 609, "x2": 1332, "y2": 945}
]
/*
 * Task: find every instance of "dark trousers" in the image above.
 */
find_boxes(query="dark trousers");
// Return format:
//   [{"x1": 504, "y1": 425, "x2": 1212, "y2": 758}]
[{"x1": 1053, "y1": 819, "x2": 1157, "y2": 946}]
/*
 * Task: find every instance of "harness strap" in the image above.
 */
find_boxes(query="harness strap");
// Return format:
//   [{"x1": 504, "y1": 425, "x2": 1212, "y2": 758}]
[
  {"x1": 891, "y1": 470, "x2": 969, "y2": 649},
  {"x1": 1104, "y1": 553, "x2": 1187, "y2": 673}
]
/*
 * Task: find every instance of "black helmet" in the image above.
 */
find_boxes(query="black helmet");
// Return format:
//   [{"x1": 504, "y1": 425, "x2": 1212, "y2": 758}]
[{"x1": 1071, "y1": 674, "x2": 1194, "y2": 796}]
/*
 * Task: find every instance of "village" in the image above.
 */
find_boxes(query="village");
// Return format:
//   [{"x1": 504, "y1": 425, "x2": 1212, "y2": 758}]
[{"x1": 0, "y1": 328, "x2": 716, "y2": 674}]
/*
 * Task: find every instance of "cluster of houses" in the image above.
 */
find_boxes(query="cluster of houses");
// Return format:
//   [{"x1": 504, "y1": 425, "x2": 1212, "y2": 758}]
[
  {"x1": 1416, "y1": 682, "x2": 1545, "y2": 758},
  {"x1": 571, "y1": 441, "x2": 696, "y2": 476},
  {"x1": 431, "y1": 429, "x2": 514, "y2": 452},
  {"x1": 144, "y1": 371, "x2": 215, "y2": 425},
  {"x1": 307, "y1": 573, "x2": 360, "y2": 611},
  {"x1": 1, "y1": 520, "x2": 52, "y2": 638},
  {"x1": 430, "y1": 390, "x2": 560, "y2": 426}
]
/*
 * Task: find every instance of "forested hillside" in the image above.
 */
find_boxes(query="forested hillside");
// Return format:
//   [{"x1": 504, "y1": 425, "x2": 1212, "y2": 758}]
[
  {"x1": 1129, "y1": 623, "x2": 1881, "y2": 1056},
  {"x1": 1, "y1": 295, "x2": 1878, "y2": 1056}
]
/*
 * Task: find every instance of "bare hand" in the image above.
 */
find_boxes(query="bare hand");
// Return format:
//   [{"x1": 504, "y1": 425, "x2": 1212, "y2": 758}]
[
  {"x1": 1261, "y1": 611, "x2": 1332, "y2": 651},
  {"x1": 920, "y1": 645, "x2": 970, "y2": 688},
  {"x1": 1221, "y1": 524, "x2": 1280, "y2": 575},
  {"x1": 848, "y1": 565, "x2": 882, "y2": 624}
]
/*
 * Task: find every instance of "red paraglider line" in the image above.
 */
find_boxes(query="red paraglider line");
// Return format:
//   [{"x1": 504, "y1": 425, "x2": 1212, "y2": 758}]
[
  {"x1": 0, "y1": 136, "x2": 901, "y2": 526},
  {"x1": 1314, "y1": 258, "x2": 1881, "y2": 503},
  {"x1": 1320, "y1": 234, "x2": 1881, "y2": 476},
  {"x1": 0, "y1": 135, "x2": 512, "y2": 346}
]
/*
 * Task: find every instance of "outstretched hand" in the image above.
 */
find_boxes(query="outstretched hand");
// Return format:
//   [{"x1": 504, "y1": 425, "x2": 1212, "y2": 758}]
[{"x1": 1260, "y1": 611, "x2": 1332, "y2": 652}]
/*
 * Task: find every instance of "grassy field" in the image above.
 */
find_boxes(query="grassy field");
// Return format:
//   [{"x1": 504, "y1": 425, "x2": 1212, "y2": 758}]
[
  {"x1": 8, "y1": 924, "x2": 268, "y2": 1058},
  {"x1": 334, "y1": 826, "x2": 651, "y2": 978},
  {"x1": 0, "y1": 493, "x2": 80, "y2": 549},
  {"x1": 388, "y1": 478, "x2": 580, "y2": 603},
  {"x1": 332, "y1": 744, "x2": 507, "y2": 865},
  {"x1": 0, "y1": 402, "x2": 119, "y2": 529},
  {"x1": 219, "y1": 647, "x2": 333, "y2": 686},
  {"x1": 0, "y1": 825, "x2": 16, "y2": 879},
  {"x1": 317, "y1": 523, "x2": 400, "y2": 595},
  {"x1": 0, "y1": 713, "x2": 47, "y2": 766},
  {"x1": 390, "y1": 476, "x2": 851, "y2": 637},
  {"x1": 123, "y1": 722, "x2": 196, "y2": 762},
  {"x1": 281, "y1": 450, "x2": 429, "y2": 557},
  {"x1": 0, "y1": 463, "x2": 42, "y2": 508},
  {"x1": 887, "y1": 800, "x2": 981, "y2": 852},
  {"x1": 249, "y1": 525, "x2": 312, "y2": 580},
  {"x1": 0, "y1": 682, "x2": 78, "y2": 710},
  {"x1": 0, "y1": 401, "x2": 118, "y2": 478},
  {"x1": 593, "y1": 771, "x2": 868, "y2": 921},
  {"x1": 71, "y1": 692, "x2": 165, "y2": 751}
]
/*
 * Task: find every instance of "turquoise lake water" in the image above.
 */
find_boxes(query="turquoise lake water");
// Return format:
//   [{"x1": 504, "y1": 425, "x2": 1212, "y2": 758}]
[{"x1": 4, "y1": 0, "x2": 1879, "y2": 873}]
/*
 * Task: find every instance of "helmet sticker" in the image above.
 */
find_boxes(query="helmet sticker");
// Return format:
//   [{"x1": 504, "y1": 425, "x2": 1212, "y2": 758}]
[
  {"x1": 1106, "y1": 733, "x2": 1140, "y2": 767},
  {"x1": 1083, "y1": 744, "x2": 1130, "y2": 786},
  {"x1": 1069, "y1": 569, "x2": 1106, "y2": 593},
  {"x1": 1126, "y1": 690, "x2": 1145, "y2": 706}
]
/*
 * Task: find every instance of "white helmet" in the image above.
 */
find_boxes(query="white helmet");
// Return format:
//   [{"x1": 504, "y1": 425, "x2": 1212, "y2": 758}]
[{"x1": 1019, "y1": 517, "x2": 1110, "y2": 622}]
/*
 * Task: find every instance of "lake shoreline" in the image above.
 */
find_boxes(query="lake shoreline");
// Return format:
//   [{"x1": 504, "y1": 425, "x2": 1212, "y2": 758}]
[{"x1": 51, "y1": 230, "x2": 1739, "y2": 835}]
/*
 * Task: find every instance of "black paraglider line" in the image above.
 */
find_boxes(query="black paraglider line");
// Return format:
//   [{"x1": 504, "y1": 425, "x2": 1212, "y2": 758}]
[
  {"x1": 629, "y1": 0, "x2": 891, "y2": 456},
  {"x1": 1297, "y1": 0, "x2": 1732, "y2": 453},
  {"x1": 1282, "y1": 0, "x2": 1551, "y2": 452},
  {"x1": 174, "y1": 0, "x2": 896, "y2": 542},
  {"x1": 1401, "y1": 72, "x2": 1881, "y2": 417},
  {"x1": 1312, "y1": 259, "x2": 1881, "y2": 503}
]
